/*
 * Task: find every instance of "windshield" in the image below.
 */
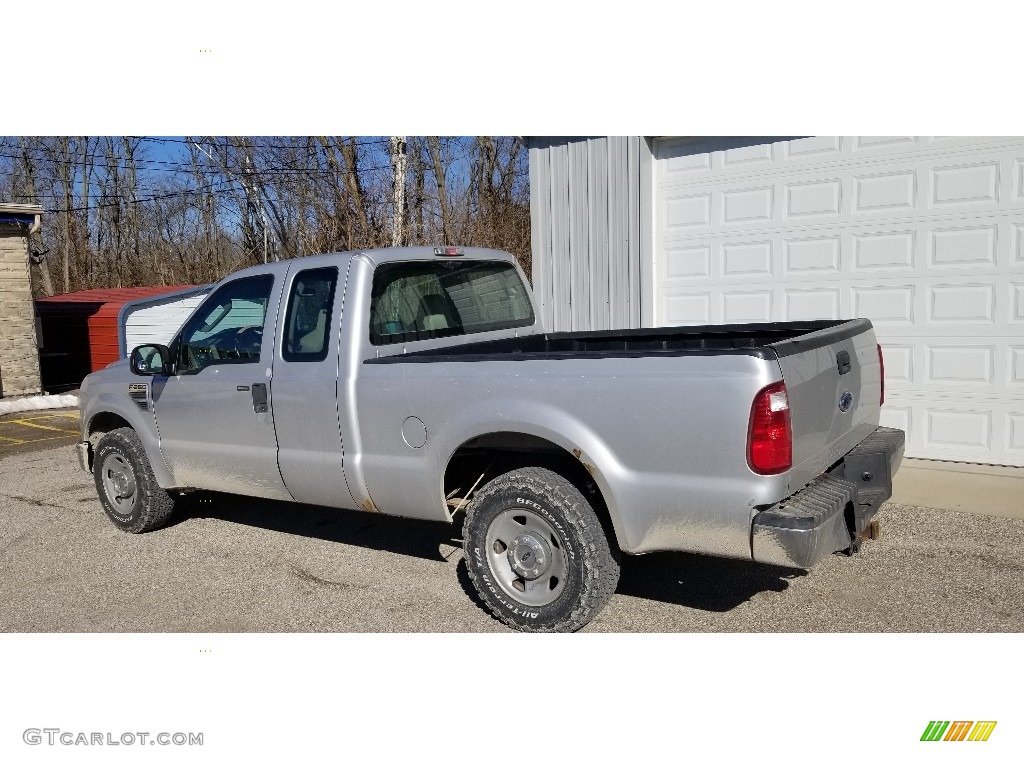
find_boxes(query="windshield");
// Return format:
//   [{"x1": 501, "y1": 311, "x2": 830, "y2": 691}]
[{"x1": 369, "y1": 259, "x2": 534, "y2": 345}]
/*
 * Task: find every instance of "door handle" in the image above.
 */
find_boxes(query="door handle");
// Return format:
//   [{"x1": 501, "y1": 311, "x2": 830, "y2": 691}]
[
  {"x1": 836, "y1": 350, "x2": 852, "y2": 375},
  {"x1": 251, "y1": 383, "x2": 268, "y2": 413}
]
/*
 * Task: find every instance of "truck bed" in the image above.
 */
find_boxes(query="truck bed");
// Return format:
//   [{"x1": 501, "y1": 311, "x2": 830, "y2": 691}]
[{"x1": 369, "y1": 319, "x2": 872, "y2": 362}]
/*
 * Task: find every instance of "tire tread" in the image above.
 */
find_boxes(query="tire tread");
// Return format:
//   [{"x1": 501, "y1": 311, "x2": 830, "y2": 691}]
[
  {"x1": 463, "y1": 466, "x2": 620, "y2": 632},
  {"x1": 94, "y1": 427, "x2": 176, "y2": 534}
]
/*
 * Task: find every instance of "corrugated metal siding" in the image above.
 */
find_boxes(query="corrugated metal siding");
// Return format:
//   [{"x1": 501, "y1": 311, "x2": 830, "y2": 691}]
[
  {"x1": 527, "y1": 137, "x2": 650, "y2": 332},
  {"x1": 89, "y1": 304, "x2": 122, "y2": 370},
  {"x1": 122, "y1": 289, "x2": 210, "y2": 355}
]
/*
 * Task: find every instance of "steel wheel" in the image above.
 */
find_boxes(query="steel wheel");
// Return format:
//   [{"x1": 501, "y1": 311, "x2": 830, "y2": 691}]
[
  {"x1": 485, "y1": 507, "x2": 568, "y2": 607},
  {"x1": 100, "y1": 450, "x2": 138, "y2": 517}
]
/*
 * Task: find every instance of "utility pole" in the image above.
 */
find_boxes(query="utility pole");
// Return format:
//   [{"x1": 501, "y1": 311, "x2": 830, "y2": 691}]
[{"x1": 192, "y1": 139, "x2": 274, "y2": 263}]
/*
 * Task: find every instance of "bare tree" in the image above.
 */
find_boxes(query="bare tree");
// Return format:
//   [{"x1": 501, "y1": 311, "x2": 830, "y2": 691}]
[{"x1": 389, "y1": 136, "x2": 407, "y2": 247}]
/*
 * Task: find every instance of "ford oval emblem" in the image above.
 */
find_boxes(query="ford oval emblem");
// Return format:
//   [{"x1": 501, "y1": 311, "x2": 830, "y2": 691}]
[{"x1": 839, "y1": 391, "x2": 854, "y2": 413}]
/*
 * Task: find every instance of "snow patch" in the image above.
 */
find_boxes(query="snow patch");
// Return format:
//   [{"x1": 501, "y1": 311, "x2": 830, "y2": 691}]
[{"x1": 0, "y1": 393, "x2": 79, "y2": 417}]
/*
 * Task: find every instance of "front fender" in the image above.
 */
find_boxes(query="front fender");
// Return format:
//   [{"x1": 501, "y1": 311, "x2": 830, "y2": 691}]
[{"x1": 82, "y1": 392, "x2": 177, "y2": 489}]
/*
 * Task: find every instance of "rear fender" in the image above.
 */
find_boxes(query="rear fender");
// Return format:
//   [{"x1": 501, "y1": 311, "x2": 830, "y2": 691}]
[{"x1": 439, "y1": 403, "x2": 631, "y2": 550}]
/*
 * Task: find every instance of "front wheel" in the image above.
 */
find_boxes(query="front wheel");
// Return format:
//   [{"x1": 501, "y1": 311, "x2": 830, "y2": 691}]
[
  {"x1": 463, "y1": 467, "x2": 620, "y2": 632},
  {"x1": 93, "y1": 427, "x2": 176, "y2": 533}
]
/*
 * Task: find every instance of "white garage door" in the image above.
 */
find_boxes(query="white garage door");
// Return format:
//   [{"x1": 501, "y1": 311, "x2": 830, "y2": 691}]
[{"x1": 652, "y1": 136, "x2": 1024, "y2": 466}]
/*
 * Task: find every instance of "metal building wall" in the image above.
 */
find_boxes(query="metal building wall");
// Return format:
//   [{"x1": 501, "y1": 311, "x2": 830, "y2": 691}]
[{"x1": 528, "y1": 137, "x2": 651, "y2": 332}]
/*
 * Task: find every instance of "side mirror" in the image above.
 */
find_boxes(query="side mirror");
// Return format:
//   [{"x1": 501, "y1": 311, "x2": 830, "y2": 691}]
[{"x1": 130, "y1": 344, "x2": 172, "y2": 376}]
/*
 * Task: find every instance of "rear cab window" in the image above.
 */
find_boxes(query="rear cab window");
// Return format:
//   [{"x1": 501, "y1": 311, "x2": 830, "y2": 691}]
[
  {"x1": 282, "y1": 267, "x2": 338, "y2": 361},
  {"x1": 369, "y1": 259, "x2": 533, "y2": 345}
]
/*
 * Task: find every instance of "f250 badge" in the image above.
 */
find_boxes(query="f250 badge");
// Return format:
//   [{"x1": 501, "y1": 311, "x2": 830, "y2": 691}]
[{"x1": 839, "y1": 391, "x2": 853, "y2": 412}]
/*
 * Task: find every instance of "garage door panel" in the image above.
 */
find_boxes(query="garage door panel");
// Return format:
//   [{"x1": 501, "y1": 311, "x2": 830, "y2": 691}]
[
  {"x1": 880, "y1": 343, "x2": 915, "y2": 386},
  {"x1": 930, "y1": 162, "x2": 1000, "y2": 207},
  {"x1": 783, "y1": 288, "x2": 840, "y2": 321},
  {"x1": 722, "y1": 241, "x2": 772, "y2": 277},
  {"x1": 1008, "y1": 413, "x2": 1024, "y2": 455},
  {"x1": 879, "y1": 404, "x2": 912, "y2": 436},
  {"x1": 925, "y1": 408, "x2": 993, "y2": 452},
  {"x1": 928, "y1": 225, "x2": 996, "y2": 267},
  {"x1": 852, "y1": 284, "x2": 917, "y2": 325},
  {"x1": 855, "y1": 171, "x2": 917, "y2": 213},
  {"x1": 785, "y1": 178, "x2": 842, "y2": 219},
  {"x1": 664, "y1": 293, "x2": 711, "y2": 325},
  {"x1": 664, "y1": 245, "x2": 711, "y2": 279},
  {"x1": 1011, "y1": 347, "x2": 1024, "y2": 386},
  {"x1": 851, "y1": 136, "x2": 918, "y2": 152},
  {"x1": 654, "y1": 135, "x2": 1024, "y2": 465},
  {"x1": 721, "y1": 291, "x2": 772, "y2": 324},
  {"x1": 1012, "y1": 282, "x2": 1024, "y2": 322},
  {"x1": 853, "y1": 229, "x2": 917, "y2": 270},
  {"x1": 928, "y1": 283, "x2": 996, "y2": 324},
  {"x1": 723, "y1": 143, "x2": 774, "y2": 167},
  {"x1": 785, "y1": 136, "x2": 844, "y2": 158},
  {"x1": 784, "y1": 236, "x2": 840, "y2": 274},
  {"x1": 722, "y1": 186, "x2": 774, "y2": 225},
  {"x1": 926, "y1": 345, "x2": 995, "y2": 385}
]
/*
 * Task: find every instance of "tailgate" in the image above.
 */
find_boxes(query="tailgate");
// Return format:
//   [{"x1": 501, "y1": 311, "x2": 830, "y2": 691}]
[{"x1": 770, "y1": 319, "x2": 882, "y2": 492}]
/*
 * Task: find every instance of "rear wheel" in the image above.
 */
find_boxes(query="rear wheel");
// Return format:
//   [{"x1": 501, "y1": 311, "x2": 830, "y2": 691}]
[
  {"x1": 93, "y1": 427, "x2": 176, "y2": 533},
  {"x1": 463, "y1": 467, "x2": 620, "y2": 632}
]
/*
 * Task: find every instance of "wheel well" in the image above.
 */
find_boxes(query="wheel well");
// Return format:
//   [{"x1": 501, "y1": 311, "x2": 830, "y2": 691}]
[
  {"x1": 444, "y1": 432, "x2": 619, "y2": 548},
  {"x1": 87, "y1": 412, "x2": 132, "y2": 447}
]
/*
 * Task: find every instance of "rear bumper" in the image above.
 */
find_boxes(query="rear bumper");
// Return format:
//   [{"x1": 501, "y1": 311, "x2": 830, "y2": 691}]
[{"x1": 751, "y1": 426, "x2": 905, "y2": 569}]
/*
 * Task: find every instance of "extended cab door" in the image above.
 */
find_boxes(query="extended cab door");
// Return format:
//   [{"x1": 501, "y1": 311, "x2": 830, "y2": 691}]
[
  {"x1": 150, "y1": 271, "x2": 292, "y2": 500},
  {"x1": 268, "y1": 263, "x2": 356, "y2": 508}
]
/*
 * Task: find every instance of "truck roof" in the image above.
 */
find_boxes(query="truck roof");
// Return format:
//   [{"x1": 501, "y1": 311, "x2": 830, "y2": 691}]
[{"x1": 214, "y1": 246, "x2": 521, "y2": 283}]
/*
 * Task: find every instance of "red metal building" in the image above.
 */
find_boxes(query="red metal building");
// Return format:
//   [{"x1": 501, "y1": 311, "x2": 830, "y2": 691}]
[{"x1": 35, "y1": 286, "x2": 192, "y2": 392}]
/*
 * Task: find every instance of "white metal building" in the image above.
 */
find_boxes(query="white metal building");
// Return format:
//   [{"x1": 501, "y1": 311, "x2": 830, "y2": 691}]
[
  {"x1": 119, "y1": 286, "x2": 210, "y2": 358},
  {"x1": 527, "y1": 136, "x2": 1024, "y2": 466}
]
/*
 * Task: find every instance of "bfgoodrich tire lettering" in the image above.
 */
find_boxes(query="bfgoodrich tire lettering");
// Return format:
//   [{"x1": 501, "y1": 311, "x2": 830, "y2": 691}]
[
  {"x1": 463, "y1": 466, "x2": 620, "y2": 632},
  {"x1": 93, "y1": 427, "x2": 176, "y2": 534}
]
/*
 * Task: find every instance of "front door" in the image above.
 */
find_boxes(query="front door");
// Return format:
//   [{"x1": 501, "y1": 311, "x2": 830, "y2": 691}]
[{"x1": 151, "y1": 271, "x2": 292, "y2": 500}]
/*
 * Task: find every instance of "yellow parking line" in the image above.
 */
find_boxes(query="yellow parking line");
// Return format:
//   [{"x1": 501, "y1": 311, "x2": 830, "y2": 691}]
[
  {"x1": 0, "y1": 411, "x2": 80, "y2": 425},
  {"x1": 0, "y1": 435, "x2": 27, "y2": 444},
  {"x1": 6, "y1": 419, "x2": 80, "y2": 434},
  {"x1": 0, "y1": 433, "x2": 77, "y2": 446}
]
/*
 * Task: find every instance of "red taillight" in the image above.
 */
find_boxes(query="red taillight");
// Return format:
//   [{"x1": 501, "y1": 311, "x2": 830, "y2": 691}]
[
  {"x1": 877, "y1": 343, "x2": 885, "y2": 406},
  {"x1": 748, "y1": 381, "x2": 792, "y2": 474}
]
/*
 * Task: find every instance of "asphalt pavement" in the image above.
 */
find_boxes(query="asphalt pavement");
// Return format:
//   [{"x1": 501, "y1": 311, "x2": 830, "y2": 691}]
[
  {"x1": 0, "y1": 410, "x2": 81, "y2": 458},
  {"x1": 1, "y1": 437, "x2": 1021, "y2": 632}
]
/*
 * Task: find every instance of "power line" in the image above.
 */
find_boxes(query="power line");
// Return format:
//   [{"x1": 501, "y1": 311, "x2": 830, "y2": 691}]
[
  {"x1": 34, "y1": 181, "x2": 238, "y2": 214},
  {"x1": 133, "y1": 135, "x2": 393, "y2": 151},
  {"x1": 0, "y1": 150, "x2": 405, "y2": 179}
]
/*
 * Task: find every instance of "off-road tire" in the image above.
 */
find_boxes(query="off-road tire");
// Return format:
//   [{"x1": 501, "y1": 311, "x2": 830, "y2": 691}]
[
  {"x1": 463, "y1": 466, "x2": 620, "y2": 632},
  {"x1": 93, "y1": 427, "x2": 176, "y2": 533}
]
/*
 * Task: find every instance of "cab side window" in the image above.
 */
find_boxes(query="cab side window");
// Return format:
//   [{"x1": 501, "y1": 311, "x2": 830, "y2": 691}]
[
  {"x1": 282, "y1": 267, "x2": 338, "y2": 362},
  {"x1": 176, "y1": 275, "x2": 274, "y2": 373}
]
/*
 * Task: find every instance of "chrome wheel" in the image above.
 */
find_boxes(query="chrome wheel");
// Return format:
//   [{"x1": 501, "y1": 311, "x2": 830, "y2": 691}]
[
  {"x1": 100, "y1": 451, "x2": 137, "y2": 517},
  {"x1": 485, "y1": 508, "x2": 568, "y2": 607}
]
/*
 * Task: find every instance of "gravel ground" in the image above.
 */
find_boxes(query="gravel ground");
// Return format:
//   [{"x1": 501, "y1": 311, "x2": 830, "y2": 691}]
[{"x1": 1, "y1": 443, "x2": 1022, "y2": 633}]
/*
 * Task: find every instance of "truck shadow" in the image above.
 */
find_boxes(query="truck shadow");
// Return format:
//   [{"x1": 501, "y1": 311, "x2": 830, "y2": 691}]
[
  {"x1": 174, "y1": 492, "x2": 805, "y2": 613},
  {"x1": 616, "y1": 552, "x2": 806, "y2": 612},
  {"x1": 173, "y1": 492, "x2": 460, "y2": 562}
]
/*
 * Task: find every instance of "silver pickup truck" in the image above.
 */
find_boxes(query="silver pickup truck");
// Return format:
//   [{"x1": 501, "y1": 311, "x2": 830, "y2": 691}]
[{"x1": 78, "y1": 246, "x2": 904, "y2": 632}]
